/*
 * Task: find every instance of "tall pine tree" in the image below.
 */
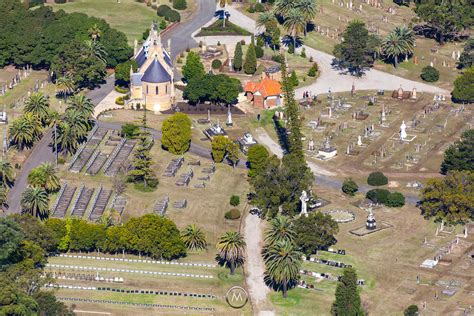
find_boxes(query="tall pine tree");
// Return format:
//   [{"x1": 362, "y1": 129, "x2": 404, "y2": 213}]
[
  {"x1": 280, "y1": 57, "x2": 313, "y2": 215},
  {"x1": 244, "y1": 43, "x2": 257, "y2": 74},
  {"x1": 233, "y1": 42, "x2": 243, "y2": 71},
  {"x1": 332, "y1": 267, "x2": 364, "y2": 316},
  {"x1": 127, "y1": 107, "x2": 158, "y2": 188}
]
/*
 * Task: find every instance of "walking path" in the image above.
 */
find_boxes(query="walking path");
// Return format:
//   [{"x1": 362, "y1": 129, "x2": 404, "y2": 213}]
[
  {"x1": 243, "y1": 212, "x2": 274, "y2": 316},
  {"x1": 225, "y1": 6, "x2": 448, "y2": 96}
]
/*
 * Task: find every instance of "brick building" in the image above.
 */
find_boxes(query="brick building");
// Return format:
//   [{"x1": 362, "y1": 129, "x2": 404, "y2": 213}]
[{"x1": 244, "y1": 77, "x2": 283, "y2": 109}]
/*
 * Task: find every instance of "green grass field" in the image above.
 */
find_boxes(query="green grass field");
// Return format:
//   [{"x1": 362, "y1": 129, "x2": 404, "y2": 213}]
[{"x1": 46, "y1": 0, "x2": 165, "y2": 44}]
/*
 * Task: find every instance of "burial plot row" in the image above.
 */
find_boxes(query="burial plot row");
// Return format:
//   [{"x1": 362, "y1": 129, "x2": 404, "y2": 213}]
[
  {"x1": 57, "y1": 297, "x2": 215, "y2": 312},
  {"x1": 52, "y1": 184, "x2": 77, "y2": 218},
  {"x1": 111, "y1": 195, "x2": 127, "y2": 215},
  {"x1": 105, "y1": 139, "x2": 137, "y2": 177},
  {"x1": 89, "y1": 187, "x2": 112, "y2": 221},
  {"x1": 163, "y1": 157, "x2": 184, "y2": 177},
  {"x1": 154, "y1": 197, "x2": 169, "y2": 215},
  {"x1": 71, "y1": 186, "x2": 95, "y2": 218}
]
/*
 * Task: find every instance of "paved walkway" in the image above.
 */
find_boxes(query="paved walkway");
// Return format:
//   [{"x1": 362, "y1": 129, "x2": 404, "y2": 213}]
[
  {"x1": 93, "y1": 89, "x2": 123, "y2": 118},
  {"x1": 225, "y1": 6, "x2": 448, "y2": 96}
]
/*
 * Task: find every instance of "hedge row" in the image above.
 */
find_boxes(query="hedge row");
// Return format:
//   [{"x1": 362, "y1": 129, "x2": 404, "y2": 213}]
[{"x1": 157, "y1": 5, "x2": 181, "y2": 23}]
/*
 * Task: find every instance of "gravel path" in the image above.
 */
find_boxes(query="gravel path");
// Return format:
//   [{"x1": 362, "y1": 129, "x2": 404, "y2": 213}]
[
  {"x1": 226, "y1": 6, "x2": 448, "y2": 96},
  {"x1": 243, "y1": 212, "x2": 274, "y2": 316}
]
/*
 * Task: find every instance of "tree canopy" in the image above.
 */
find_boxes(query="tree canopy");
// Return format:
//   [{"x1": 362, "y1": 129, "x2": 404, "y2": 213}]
[
  {"x1": 332, "y1": 267, "x2": 364, "y2": 316},
  {"x1": 451, "y1": 66, "x2": 474, "y2": 104},
  {"x1": 293, "y1": 212, "x2": 339, "y2": 255},
  {"x1": 161, "y1": 112, "x2": 192, "y2": 155},
  {"x1": 441, "y1": 129, "x2": 474, "y2": 174}
]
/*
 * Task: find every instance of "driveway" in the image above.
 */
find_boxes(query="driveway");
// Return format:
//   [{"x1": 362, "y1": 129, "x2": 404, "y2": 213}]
[{"x1": 225, "y1": 6, "x2": 448, "y2": 96}]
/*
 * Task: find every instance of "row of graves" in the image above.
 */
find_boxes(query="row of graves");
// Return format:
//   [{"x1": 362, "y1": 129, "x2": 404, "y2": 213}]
[
  {"x1": 300, "y1": 87, "x2": 469, "y2": 172},
  {"x1": 51, "y1": 182, "x2": 124, "y2": 222},
  {"x1": 68, "y1": 126, "x2": 137, "y2": 176}
]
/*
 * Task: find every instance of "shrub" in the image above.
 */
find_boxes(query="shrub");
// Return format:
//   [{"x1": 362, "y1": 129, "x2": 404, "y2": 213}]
[
  {"x1": 240, "y1": 40, "x2": 246, "y2": 45},
  {"x1": 115, "y1": 96, "x2": 124, "y2": 105},
  {"x1": 404, "y1": 305, "x2": 419, "y2": 316},
  {"x1": 288, "y1": 44, "x2": 295, "y2": 54},
  {"x1": 308, "y1": 62, "x2": 319, "y2": 77},
  {"x1": 159, "y1": 20, "x2": 167, "y2": 30},
  {"x1": 420, "y1": 66, "x2": 439, "y2": 82},
  {"x1": 121, "y1": 123, "x2": 140, "y2": 139},
  {"x1": 115, "y1": 86, "x2": 128, "y2": 94},
  {"x1": 212, "y1": 59, "x2": 222, "y2": 69},
  {"x1": 172, "y1": 0, "x2": 187, "y2": 10},
  {"x1": 255, "y1": 45, "x2": 264, "y2": 59},
  {"x1": 271, "y1": 54, "x2": 283, "y2": 63},
  {"x1": 225, "y1": 208, "x2": 241, "y2": 220},
  {"x1": 157, "y1": 5, "x2": 181, "y2": 22},
  {"x1": 247, "y1": 5, "x2": 256, "y2": 13},
  {"x1": 367, "y1": 172, "x2": 388, "y2": 186},
  {"x1": 230, "y1": 195, "x2": 240, "y2": 206},
  {"x1": 386, "y1": 192, "x2": 405, "y2": 207},
  {"x1": 366, "y1": 189, "x2": 390, "y2": 204},
  {"x1": 301, "y1": 47, "x2": 306, "y2": 58},
  {"x1": 255, "y1": 3, "x2": 265, "y2": 12},
  {"x1": 342, "y1": 178, "x2": 358, "y2": 196}
]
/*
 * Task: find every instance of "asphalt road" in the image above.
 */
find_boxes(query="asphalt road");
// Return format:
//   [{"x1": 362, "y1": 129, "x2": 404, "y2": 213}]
[{"x1": 161, "y1": 0, "x2": 216, "y2": 58}]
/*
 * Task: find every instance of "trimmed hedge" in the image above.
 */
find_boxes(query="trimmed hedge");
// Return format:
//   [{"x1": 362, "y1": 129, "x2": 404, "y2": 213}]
[
  {"x1": 225, "y1": 209, "x2": 241, "y2": 220},
  {"x1": 367, "y1": 172, "x2": 388, "y2": 186},
  {"x1": 421, "y1": 66, "x2": 439, "y2": 82},
  {"x1": 366, "y1": 189, "x2": 405, "y2": 207},
  {"x1": 115, "y1": 86, "x2": 129, "y2": 94},
  {"x1": 157, "y1": 5, "x2": 181, "y2": 22},
  {"x1": 230, "y1": 195, "x2": 240, "y2": 207},
  {"x1": 115, "y1": 96, "x2": 125, "y2": 105}
]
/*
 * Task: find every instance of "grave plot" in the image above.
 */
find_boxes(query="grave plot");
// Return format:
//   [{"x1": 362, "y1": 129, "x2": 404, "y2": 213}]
[
  {"x1": 68, "y1": 127, "x2": 109, "y2": 173},
  {"x1": 111, "y1": 196, "x2": 127, "y2": 215},
  {"x1": 71, "y1": 186, "x2": 95, "y2": 218},
  {"x1": 69, "y1": 147, "x2": 96, "y2": 173},
  {"x1": 154, "y1": 197, "x2": 169, "y2": 215},
  {"x1": 52, "y1": 184, "x2": 77, "y2": 218},
  {"x1": 88, "y1": 127, "x2": 108, "y2": 146},
  {"x1": 104, "y1": 139, "x2": 137, "y2": 177},
  {"x1": 89, "y1": 187, "x2": 113, "y2": 221},
  {"x1": 163, "y1": 157, "x2": 184, "y2": 177},
  {"x1": 175, "y1": 169, "x2": 193, "y2": 186},
  {"x1": 86, "y1": 152, "x2": 109, "y2": 175}
]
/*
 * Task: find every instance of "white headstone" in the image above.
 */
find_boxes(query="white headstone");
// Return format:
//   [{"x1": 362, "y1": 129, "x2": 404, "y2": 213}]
[
  {"x1": 300, "y1": 190, "x2": 309, "y2": 217},
  {"x1": 400, "y1": 121, "x2": 407, "y2": 140}
]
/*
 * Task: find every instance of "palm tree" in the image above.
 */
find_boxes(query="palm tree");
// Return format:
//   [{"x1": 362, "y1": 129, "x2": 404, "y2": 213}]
[
  {"x1": 181, "y1": 224, "x2": 207, "y2": 250},
  {"x1": 264, "y1": 239, "x2": 302, "y2": 298},
  {"x1": 296, "y1": 0, "x2": 317, "y2": 36},
  {"x1": 283, "y1": 9, "x2": 306, "y2": 54},
  {"x1": 274, "y1": 0, "x2": 298, "y2": 17},
  {"x1": 67, "y1": 94, "x2": 95, "y2": 118},
  {"x1": 39, "y1": 163, "x2": 60, "y2": 193},
  {"x1": 218, "y1": 0, "x2": 231, "y2": 28},
  {"x1": 88, "y1": 23, "x2": 102, "y2": 42},
  {"x1": 216, "y1": 231, "x2": 246, "y2": 275},
  {"x1": 0, "y1": 160, "x2": 15, "y2": 187},
  {"x1": 24, "y1": 92, "x2": 50, "y2": 124},
  {"x1": 84, "y1": 40, "x2": 108, "y2": 65},
  {"x1": 9, "y1": 115, "x2": 41, "y2": 150},
  {"x1": 264, "y1": 215, "x2": 296, "y2": 246},
  {"x1": 57, "y1": 122, "x2": 80, "y2": 155},
  {"x1": 21, "y1": 187, "x2": 50, "y2": 220},
  {"x1": 55, "y1": 75, "x2": 75, "y2": 100},
  {"x1": 257, "y1": 12, "x2": 277, "y2": 31},
  {"x1": 23, "y1": 113, "x2": 43, "y2": 141},
  {"x1": 381, "y1": 26, "x2": 415, "y2": 68}
]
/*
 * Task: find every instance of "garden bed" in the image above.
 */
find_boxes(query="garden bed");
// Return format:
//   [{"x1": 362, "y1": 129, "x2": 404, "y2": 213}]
[{"x1": 196, "y1": 20, "x2": 251, "y2": 37}]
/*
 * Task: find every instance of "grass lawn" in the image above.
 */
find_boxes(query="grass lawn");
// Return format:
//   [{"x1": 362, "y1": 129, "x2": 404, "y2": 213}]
[
  {"x1": 46, "y1": 0, "x2": 165, "y2": 44},
  {"x1": 196, "y1": 19, "x2": 251, "y2": 37}
]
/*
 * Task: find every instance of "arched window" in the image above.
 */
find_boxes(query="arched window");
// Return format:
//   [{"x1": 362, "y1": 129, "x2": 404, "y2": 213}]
[
  {"x1": 146, "y1": 85, "x2": 148, "y2": 94},
  {"x1": 165, "y1": 84, "x2": 168, "y2": 94},
  {"x1": 156, "y1": 86, "x2": 159, "y2": 95}
]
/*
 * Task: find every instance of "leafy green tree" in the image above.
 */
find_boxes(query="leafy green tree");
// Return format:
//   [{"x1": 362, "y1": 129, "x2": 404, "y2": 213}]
[
  {"x1": 293, "y1": 212, "x2": 339, "y2": 255},
  {"x1": 264, "y1": 239, "x2": 302, "y2": 298},
  {"x1": 366, "y1": 188, "x2": 390, "y2": 204},
  {"x1": 257, "y1": 12, "x2": 277, "y2": 31},
  {"x1": 289, "y1": 70, "x2": 299, "y2": 87},
  {"x1": 20, "y1": 187, "x2": 49, "y2": 220},
  {"x1": 247, "y1": 144, "x2": 269, "y2": 178},
  {"x1": 182, "y1": 51, "x2": 205, "y2": 83},
  {"x1": 180, "y1": 224, "x2": 207, "y2": 250},
  {"x1": 334, "y1": 21, "x2": 375, "y2": 76},
  {"x1": 342, "y1": 178, "x2": 358, "y2": 196},
  {"x1": 404, "y1": 305, "x2": 419, "y2": 316},
  {"x1": 385, "y1": 192, "x2": 405, "y2": 207},
  {"x1": 233, "y1": 42, "x2": 243, "y2": 71},
  {"x1": 0, "y1": 160, "x2": 15, "y2": 187},
  {"x1": 67, "y1": 218, "x2": 106, "y2": 252},
  {"x1": 452, "y1": 66, "x2": 474, "y2": 104},
  {"x1": 184, "y1": 73, "x2": 241, "y2": 105},
  {"x1": 296, "y1": 0, "x2": 317, "y2": 36},
  {"x1": 441, "y1": 129, "x2": 474, "y2": 174},
  {"x1": 211, "y1": 136, "x2": 229, "y2": 163},
  {"x1": 414, "y1": 1, "x2": 471, "y2": 44},
  {"x1": 332, "y1": 267, "x2": 364, "y2": 316},
  {"x1": 34, "y1": 291, "x2": 74, "y2": 316},
  {"x1": 161, "y1": 112, "x2": 192, "y2": 155},
  {"x1": 420, "y1": 66, "x2": 440, "y2": 82},
  {"x1": 115, "y1": 60, "x2": 138, "y2": 86},
  {"x1": 10, "y1": 214, "x2": 58, "y2": 253},
  {"x1": 121, "y1": 123, "x2": 140, "y2": 139},
  {"x1": 124, "y1": 214, "x2": 186, "y2": 259},
  {"x1": 244, "y1": 43, "x2": 257, "y2": 74},
  {"x1": 367, "y1": 171, "x2": 388, "y2": 186},
  {"x1": 418, "y1": 170, "x2": 474, "y2": 224},
  {"x1": 0, "y1": 217, "x2": 23, "y2": 265},
  {"x1": 230, "y1": 195, "x2": 240, "y2": 207},
  {"x1": 216, "y1": 231, "x2": 246, "y2": 275},
  {"x1": 24, "y1": 93, "x2": 50, "y2": 125},
  {"x1": 458, "y1": 39, "x2": 474, "y2": 69},
  {"x1": 226, "y1": 141, "x2": 240, "y2": 168},
  {"x1": 0, "y1": 187, "x2": 7, "y2": 208},
  {"x1": 381, "y1": 26, "x2": 415, "y2": 68}
]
